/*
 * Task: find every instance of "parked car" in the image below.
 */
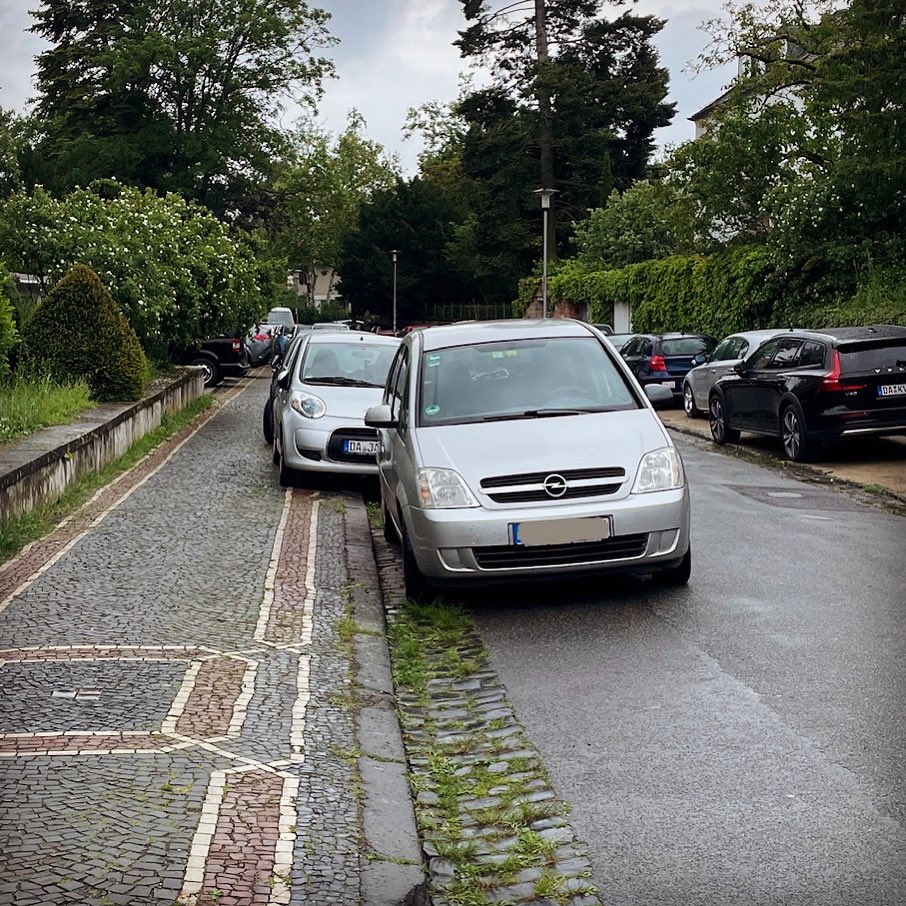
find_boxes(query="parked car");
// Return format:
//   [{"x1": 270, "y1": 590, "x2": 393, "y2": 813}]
[
  {"x1": 605, "y1": 332, "x2": 635, "y2": 351},
  {"x1": 591, "y1": 323, "x2": 614, "y2": 336},
  {"x1": 708, "y1": 325, "x2": 906, "y2": 462},
  {"x1": 265, "y1": 307, "x2": 296, "y2": 329},
  {"x1": 262, "y1": 328, "x2": 309, "y2": 445},
  {"x1": 682, "y1": 329, "x2": 787, "y2": 417},
  {"x1": 365, "y1": 319, "x2": 690, "y2": 599},
  {"x1": 271, "y1": 331, "x2": 400, "y2": 484},
  {"x1": 620, "y1": 333, "x2": 717, "y2": 404},
  {"x1": 173, "y1": 335, "x2": 250, "y2": 387},
  {"x1": 247, "y1": 324, "x2": 280, "y2": 367}
]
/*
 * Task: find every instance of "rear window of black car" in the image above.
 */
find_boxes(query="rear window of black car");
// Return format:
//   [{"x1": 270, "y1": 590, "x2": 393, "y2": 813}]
[
  {"x1": 661, "y1": 337, "x2": 713, "y2": 356},
  {"x1": 839, "y1": 339, "x2": 906, "y2": 373}
]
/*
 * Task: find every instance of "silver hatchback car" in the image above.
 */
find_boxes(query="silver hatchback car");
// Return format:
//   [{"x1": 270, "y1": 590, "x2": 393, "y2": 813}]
[
  {"x1": 272, "y1": 331, "x2": 400, "y2": 485},
  {"x1": 366, "y1": 320, "x2": 691, "y2": 598}
]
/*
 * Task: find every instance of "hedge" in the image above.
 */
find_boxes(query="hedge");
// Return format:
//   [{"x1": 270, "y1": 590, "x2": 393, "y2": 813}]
[
  {"x1": 547, "y1": 246, "x2": 905, "y2": 334},
  {"x1": 0, "y1": 264, "x2": 16, "y2": 380}
]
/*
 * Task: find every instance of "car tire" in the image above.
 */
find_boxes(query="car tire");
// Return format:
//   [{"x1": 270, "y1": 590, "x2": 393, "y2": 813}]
[
  {"x1": 190, "y1": 355, "x2": 222, "y2": 388},
  {"x1": 780, "y1": 403, "x2": 814, "y2": 462},
  {"x1": 683, "y1": 382, "x2": 701, "y2": 418},
  {"x1": 263, "y1": 397, "x2": 274, "y2": 445},
  {"x1": 400, "y1": 519, "x2": 429, "y2": 603},
  {"x1": 655, "y1": 546, "x2": 691, "y2": 587},
  {"x1": 277, "y1": 434, "x2": 295, "y2": 487},
  {"x1": 709, "y1": 394, "x2": 740, "y2": 445}
]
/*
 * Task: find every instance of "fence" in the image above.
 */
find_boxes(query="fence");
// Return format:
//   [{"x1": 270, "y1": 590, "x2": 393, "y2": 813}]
[{"x1": 428, "y1": 303, "x2": 512, "y2": 322}]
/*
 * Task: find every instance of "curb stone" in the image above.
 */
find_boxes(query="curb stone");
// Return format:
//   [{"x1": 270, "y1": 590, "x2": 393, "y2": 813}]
[
  {"x1": 343, "y1": 497, "x2": 429, "y2": 906},
  {"x1": 367, "y1": 515, "x2": 604, "y2": 906}
]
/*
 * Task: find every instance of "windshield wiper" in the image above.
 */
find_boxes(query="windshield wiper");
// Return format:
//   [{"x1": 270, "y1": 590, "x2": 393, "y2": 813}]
[
  {"x1": 305, "y1": 377, "x2": 378, "y2": 387},
  {"x1": 477, "y1": 408, "x2": 589, "y2": 422}
]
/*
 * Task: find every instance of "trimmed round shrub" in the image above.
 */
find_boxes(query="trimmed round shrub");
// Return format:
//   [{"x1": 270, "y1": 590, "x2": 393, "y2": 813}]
[{"x1": 21, "y1": 265, "x2": 146, "y2": 401}]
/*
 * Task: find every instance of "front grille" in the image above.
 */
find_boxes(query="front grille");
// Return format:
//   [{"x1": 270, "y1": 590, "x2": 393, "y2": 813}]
[
  {"x1": 480, "y1": 466, "x2": 626, "y2": 503},
  {"x1": 473, "y1": 533, "x2": 648, "y2": 570},
  {"x1": 327, "y1": 427, "x2": 379, "y2": 463}
]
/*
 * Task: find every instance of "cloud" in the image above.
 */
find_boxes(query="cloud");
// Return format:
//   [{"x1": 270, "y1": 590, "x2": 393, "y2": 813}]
[{"x1": 0, "y1": 4, "x2": 45, "y2": 111}]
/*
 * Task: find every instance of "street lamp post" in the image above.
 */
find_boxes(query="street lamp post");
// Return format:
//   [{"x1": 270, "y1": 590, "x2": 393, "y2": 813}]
[
  {"x1": 391, "y1": 249, "x2": 399, "y2": 334},
  {"x1": 533, "y1": 188, "x2": 557, "y2": 319}
]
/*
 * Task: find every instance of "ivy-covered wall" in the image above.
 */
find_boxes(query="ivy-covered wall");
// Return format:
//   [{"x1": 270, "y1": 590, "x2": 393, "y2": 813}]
[{"x1": 544, "y1": 246, "x2": 906, "y2": 334}]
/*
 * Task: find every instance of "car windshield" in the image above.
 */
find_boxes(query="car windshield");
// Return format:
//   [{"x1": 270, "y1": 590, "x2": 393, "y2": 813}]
[
  {"x1": 299, "y1": 342, "x2": 396, "y2": 387},
  {"x1": 418, "y1": 337, "x2": 638, "y2": 426},
  {"x1": 266, "y1": 309, "x2": 295, "y2": 327},
  {"x1": 661, "y1": 337, "x2": 713, "y2": 356}
]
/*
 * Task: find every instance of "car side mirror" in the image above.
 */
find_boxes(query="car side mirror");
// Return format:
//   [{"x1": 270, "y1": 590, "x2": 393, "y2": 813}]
[
  {"x1": 733, "y1": 360, "x2": 748, "y2": 376},
  {"x1": 365, "y1": 404, "x2": 398, "y2": 429},
  {"x1": 693, "y1": 353, "x2": 708, "y2": 366},
  {"x1": 644, "y1": 385, "x2": 673, "y2": 405},
  {"x1": 276, "y1": 369, "x2": 291, "y2": 389}
]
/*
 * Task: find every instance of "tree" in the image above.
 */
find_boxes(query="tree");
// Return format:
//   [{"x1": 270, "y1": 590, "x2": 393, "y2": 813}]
[
  {"x1": 29, "y1": 0, "x2": 335, "y2": 214},
  {"x1": 574, "y1": 181, "x2": 694, "y2": 268},
  {"x1": 271, "y1": 113, "x2": 399, "y2": 303}
]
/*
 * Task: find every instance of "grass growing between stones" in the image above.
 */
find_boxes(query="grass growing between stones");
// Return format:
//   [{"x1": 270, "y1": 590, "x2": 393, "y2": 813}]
[
  {"x1": 0, "y1": 394, "x2": 212, "y2": 563},
  {"x1": 384, "y1": 596, "x2": 600, "y2": 906}
]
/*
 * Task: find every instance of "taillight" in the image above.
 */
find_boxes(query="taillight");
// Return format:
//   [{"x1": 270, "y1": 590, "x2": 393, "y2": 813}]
[
  {"x1": 232, "y1": 338, "x2": 242, "y2": 352},
  {"x1": 649, "y1": 355, "x2": 667, "y2": 372},
  {"x1": 820, "y1": 350, "x2": 866, "y2": 392}
]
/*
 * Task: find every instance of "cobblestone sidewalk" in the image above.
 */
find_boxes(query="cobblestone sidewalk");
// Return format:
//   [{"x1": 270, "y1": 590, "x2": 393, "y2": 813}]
[{"x1": 0, "y1": 377, "x2": 417, "y2": 906}]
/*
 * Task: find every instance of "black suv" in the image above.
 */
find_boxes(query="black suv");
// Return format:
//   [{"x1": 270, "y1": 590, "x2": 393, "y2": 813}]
[
  {"x1": 708, "y1": 325, "x2": 906, "y2": 461},
  {"x1": 172, "y1": 335, "x2": 250, "y2": 387}
]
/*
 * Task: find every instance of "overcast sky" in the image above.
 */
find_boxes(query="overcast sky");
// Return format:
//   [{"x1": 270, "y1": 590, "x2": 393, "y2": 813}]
[{"x1": 0, "y1": 0, "x2": 738, "y2": 174}]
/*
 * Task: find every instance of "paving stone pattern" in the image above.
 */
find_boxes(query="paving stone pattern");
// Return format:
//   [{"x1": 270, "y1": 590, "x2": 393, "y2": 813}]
[
  {"x1": 0, "y1": 378, "x2": 365, "y2": 905},
  {"x1": 371, "y1": 527, "x2": 603, "y2": 906}
]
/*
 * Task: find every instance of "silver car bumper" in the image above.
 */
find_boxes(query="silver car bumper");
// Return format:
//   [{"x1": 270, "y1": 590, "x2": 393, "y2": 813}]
[
  {"x1": 405, "y1": 487, "x2": 690, "y2": 581},
  {"x1": 282, "y1": 414, "x2": 379, "y2": 476}
]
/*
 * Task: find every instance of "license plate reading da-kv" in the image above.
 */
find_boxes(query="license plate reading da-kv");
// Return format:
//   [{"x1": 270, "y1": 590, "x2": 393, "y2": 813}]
[
  {"x1": 510, "y1": 516, "x2": 612, "y2": 547},
  {"x1": 877, "y1": 383, "x2": 906, "y2": 398},
  {"x1": 343, "y1": 439, "x2": 379, "y2": 456}
]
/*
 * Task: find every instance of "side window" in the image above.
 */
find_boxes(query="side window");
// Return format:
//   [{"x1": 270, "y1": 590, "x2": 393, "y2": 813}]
[
  {"x1": 735, "y1": 339, "x2": 750, "y2": 360},
  {"x1": 798, "y1": 341, "x2": 827, "y2": 368},
  {"x1": 383, "y1": 348, "x2": 404, "y2": 406},
  {"x1": 621, "y1": 338, "x2": 639, "y2": 356},
  {"x1": 389, "y1": 347, "x2": 410, "y2": 423},
  {"x1": 767, "y1": 338, "x2": 803, "y2": 370},
  {"x1": 710, "y1": 338, "x2": 733, "y2": 361},
  {"x1": 640, "y1": 339, "x2": 653, "y2": 356},
  {"x1": 748, "y1": 338, "x2": 782, "y2": 370}
]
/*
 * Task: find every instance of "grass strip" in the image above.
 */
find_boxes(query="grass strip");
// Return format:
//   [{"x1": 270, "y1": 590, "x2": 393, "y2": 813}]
[
  {"x1": 0, "y1": 395, "x2": 212, "y2": 563},
  {"x1": 0, "y1": 377, "x2": 93, "y2": 446}
]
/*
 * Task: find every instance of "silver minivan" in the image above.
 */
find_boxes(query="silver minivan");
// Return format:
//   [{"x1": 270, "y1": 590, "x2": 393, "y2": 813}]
[{"x1": 366, "y1": 320, "x2": 691, "y2": 598}]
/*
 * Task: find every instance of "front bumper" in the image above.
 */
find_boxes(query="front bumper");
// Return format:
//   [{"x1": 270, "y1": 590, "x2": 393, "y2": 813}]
[
  {"x1": 282, "y1": 413, "x2": 379, "y2": 476},
  {"x1": 405, "y1": 486, "x2": 690, "y2": 582}
]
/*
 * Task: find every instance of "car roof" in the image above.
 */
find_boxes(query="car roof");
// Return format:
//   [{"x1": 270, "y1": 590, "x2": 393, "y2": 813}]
[
  {"x1": 418, "y1": 318, "x2": 595, "y2": 351},
  {"x1": 306, "y1": 331, "x2": 400, "y2": 347}
]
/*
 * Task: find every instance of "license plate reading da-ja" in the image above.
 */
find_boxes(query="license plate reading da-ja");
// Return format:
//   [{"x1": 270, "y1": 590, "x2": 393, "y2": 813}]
[
  {"x1": 343, "y1": 439, "x2": 379, "y2": 456},
  {"x1": 510, "y1": 516, "x2": 612, "y2": 547}
]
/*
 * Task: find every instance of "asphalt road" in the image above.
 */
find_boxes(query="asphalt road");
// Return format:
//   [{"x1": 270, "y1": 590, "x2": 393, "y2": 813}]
[{"x1": 469, "y1": 433, "x2": 906, "y2": 906}]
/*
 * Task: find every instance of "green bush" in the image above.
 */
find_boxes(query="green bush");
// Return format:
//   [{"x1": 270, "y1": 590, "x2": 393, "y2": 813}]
[
  {"x1": 20, "y1": 265, "x2": 147, "y2": 401},
  {"x1": 0, "y1": 263, "x2": 16, "y2": 380}
]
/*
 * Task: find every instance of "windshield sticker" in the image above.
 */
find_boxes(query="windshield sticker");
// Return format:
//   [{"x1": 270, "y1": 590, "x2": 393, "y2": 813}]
[
  {"x1": 427, "y1": 354, "x2": 441, "y2": 367},
  {"x1": 425, "y1": 404, "x2": 441, "y2": 416}
]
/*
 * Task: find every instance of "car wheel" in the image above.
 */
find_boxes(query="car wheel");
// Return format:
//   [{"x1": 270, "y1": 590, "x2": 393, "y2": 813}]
[
  {"x1": 277, "y1": 433, "x2": 295, "y2": 487},
  {"x1": 708, "y1": 394, "x2": 740, "y2": 445},
  {"x1": 655, "y1": 546, "x2": 691, "y2": 587},
  {"x1": 683, "y1": 382, "x2": 701, "y2": 418},
  {"x1": 400, "y1": 519, "x2": 429, "y2": 602},
  {"x1": 263, "y1": 397, "x2": 274, "y2": 445},
  {"x1": 780, "y1": 404, "x2": 814, "y2": 462},
  {"x1": 190, "y1": 355, "x2": 221, "y2": 388}
]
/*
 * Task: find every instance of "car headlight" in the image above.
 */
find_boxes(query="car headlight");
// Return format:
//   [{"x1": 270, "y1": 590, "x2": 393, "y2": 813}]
[
  {"x1": 632, "y1": 447, "x2": 685, "y2": 493},
  {"x1": 290, "y1": 391, "x2": 326, "y2": 419},
  {"x1": 416, "y1": 468, "x2": 479, "y2": 508}
]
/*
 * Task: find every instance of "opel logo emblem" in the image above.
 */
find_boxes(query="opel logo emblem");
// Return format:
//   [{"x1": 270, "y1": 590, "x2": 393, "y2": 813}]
[{"x1": 543, "y1": 473, "x2": 568, "y2": 498}]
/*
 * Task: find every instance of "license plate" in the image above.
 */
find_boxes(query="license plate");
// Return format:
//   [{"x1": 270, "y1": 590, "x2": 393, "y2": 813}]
[
  {"x1": 662, "y1": 381, "x2": 676, "y2": 389},
  {"x1": 343, "y1": 439, "x2": 379, "y2": 456},
  {"x1": 877, "y1": 383, "x2": 906, "y2": 398},
  {"x1": 510, "y1": 517, "x2": 611, "y2": 547}
]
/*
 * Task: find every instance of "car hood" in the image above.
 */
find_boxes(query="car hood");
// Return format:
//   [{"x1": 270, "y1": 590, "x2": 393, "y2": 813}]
[
  {"x1": 414, "y1": 409, "x2": 670, "y2": 496},
  {"x1": 304, "y1": 384, "x2": 385, "y2": 420}
]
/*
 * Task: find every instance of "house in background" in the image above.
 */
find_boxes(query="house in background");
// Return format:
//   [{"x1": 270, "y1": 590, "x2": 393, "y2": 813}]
[{"x1": 286, "y1": 267, "x2": 343, "y2": 309}]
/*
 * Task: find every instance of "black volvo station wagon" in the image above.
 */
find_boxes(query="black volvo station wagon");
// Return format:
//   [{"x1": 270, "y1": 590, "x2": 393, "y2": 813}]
[{"x1": 707, "y1": 325, "x2": 906, "y2": 461}]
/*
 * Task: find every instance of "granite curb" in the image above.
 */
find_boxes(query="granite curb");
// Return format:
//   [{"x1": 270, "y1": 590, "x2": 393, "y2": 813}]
[{"x1": 343, "y1": 497, "x2": 429, "y2": 906}]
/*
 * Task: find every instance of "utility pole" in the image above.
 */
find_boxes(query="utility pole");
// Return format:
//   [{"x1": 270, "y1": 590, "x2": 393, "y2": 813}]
[{"x1": 534, "y1": 0, "x2": 556, "y2": 265}]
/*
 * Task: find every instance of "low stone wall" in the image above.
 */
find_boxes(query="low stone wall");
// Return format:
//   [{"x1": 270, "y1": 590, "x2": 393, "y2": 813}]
[{"x1": 0, "y1": 369, "x2": 204, "y2": 522}]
